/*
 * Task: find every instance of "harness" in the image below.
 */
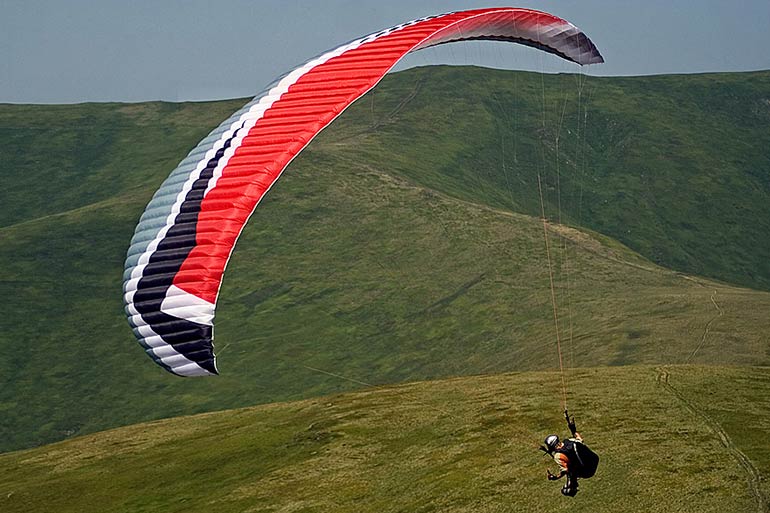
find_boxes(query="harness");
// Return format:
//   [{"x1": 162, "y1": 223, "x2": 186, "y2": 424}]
[{"x1": 554, "y1": 439, "x2": 599, "y2": 478}]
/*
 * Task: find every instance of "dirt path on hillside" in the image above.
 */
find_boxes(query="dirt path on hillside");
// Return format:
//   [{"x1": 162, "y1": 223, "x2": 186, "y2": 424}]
[
  {"x1": 684, "y1": 290, "x2": 725, "y2": 363},
  {"x1": 656, "y1": 367, "x2": 767, "y2": 512}
]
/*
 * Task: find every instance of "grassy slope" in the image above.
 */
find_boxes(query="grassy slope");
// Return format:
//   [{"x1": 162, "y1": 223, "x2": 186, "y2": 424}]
[
  {"x1": 331, "y1": 67, "x2": 770, "y2": 291},
  {"x1": 1, "y1": 69, "x2": 769, "y2": 454},
  {"x1": 0, "y1": 365, "x2": 768, "y2": 513}
]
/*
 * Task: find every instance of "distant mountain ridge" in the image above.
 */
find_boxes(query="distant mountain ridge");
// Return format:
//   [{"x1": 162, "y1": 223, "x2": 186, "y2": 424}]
[{"x1": 330, "y1": 66, "x2": 770, "y2": 291}]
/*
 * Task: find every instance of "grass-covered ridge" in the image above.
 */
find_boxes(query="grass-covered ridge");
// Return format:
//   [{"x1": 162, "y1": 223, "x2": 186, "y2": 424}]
[
  {"x1": 332, "y1": 67, "x2": 770, "y2": 291},
  {"x1": 1, "y1": 366, "x2": 768, "y2": 512},
  {"x1": 1, "y1": 68, "x2": 769, "y2": 454}
]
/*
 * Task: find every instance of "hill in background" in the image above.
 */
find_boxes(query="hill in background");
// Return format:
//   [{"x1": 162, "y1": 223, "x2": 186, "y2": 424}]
[{"x1": 0, "y1": 67, "x2": 769, "y2": 454}]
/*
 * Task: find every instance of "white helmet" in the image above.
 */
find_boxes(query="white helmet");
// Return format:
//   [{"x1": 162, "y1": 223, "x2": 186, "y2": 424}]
[{"x1": 544, "y1": 435, "x2": 559, "y2": 450}]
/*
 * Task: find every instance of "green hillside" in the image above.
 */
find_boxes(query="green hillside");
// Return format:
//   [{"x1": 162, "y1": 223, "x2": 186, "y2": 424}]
[
  {"x1": 331, "y1": 67, "x2": 770, "y2": 291},
  {"x1": 1, "y1": 68, "x2": 769, "y2": 454},
  {"x1": 1, "y1": 365, "x2": 768, "y2": 512}
]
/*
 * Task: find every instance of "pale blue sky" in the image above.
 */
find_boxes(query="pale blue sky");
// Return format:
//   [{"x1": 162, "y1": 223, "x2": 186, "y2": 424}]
[{"x1": 3, "y1": 0, "x2": 769, "y2": 103}]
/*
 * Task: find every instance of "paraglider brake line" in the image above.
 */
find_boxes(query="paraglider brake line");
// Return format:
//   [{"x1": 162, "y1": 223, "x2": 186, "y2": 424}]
[
  {"x1": 300, "y1": 365, "x2": 374, "y2": 387},
  {"x1": 299, "y1": 365, "x2": 458, "y2": 420},
  {"x1": 537, "y1": 174, "x2": 569, "y2": 412}
]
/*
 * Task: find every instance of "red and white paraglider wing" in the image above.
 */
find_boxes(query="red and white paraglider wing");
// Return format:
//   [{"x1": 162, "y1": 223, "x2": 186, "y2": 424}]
[{"x1": 123, "y1": 8, "x2": 603, "y2": 377}]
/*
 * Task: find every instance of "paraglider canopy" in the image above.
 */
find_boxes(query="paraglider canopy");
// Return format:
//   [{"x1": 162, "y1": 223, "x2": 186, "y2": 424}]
[{"x1": 123, "y1": 7, "x2": 604, "y2": 376}]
